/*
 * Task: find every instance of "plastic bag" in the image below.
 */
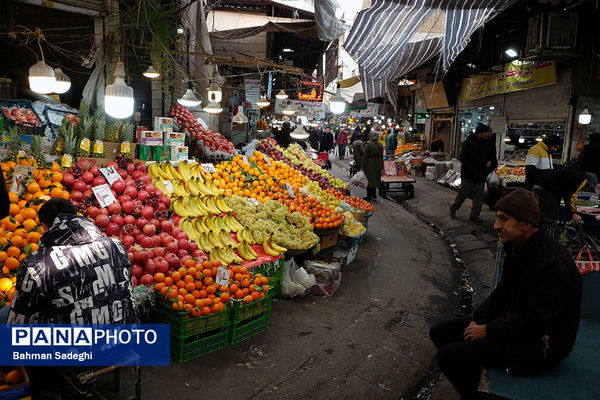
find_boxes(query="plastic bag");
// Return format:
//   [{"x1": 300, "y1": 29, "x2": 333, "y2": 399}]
[
  {"x1": 304, "y1": 259, "x2": 342, "y2": 297},
  {"x1": 486, "y1": 170, "x2": 500, "y2": 188},
  {"x1": 282, "y1": 258, "x2": 314, "y2": 298},
  {"x1": 351, "y1": 170, "x2": 368, "y2": 188}
]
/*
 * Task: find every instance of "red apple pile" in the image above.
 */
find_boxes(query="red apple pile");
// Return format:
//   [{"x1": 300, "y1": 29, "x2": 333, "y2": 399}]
[
  {"x1": 169, "y1": 103, "x2": 235, "y2": 154},
  {"x1": 62, "y1": 158, "x2": 209, "y2": 287}
]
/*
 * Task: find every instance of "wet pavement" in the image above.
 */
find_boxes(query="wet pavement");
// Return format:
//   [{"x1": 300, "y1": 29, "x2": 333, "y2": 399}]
[{"x1": 113, "y1": 158, "x2": 499, "y2": 400}]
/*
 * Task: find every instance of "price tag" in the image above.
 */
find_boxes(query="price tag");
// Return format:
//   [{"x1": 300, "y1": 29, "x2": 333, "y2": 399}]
[
  {"x1": 201, "y1": 163, "x2": 216, "y2": 173},
  {"x1": 284, "y1": 181, "x2": 294, "y2": 198},
  {"x1": 242, "y1": 155, "x2": 249, "y2": 165},
  {"x1": 92, "y1": 184, "x2": 117, "y2": 208},
  {"x1": 162, "y1": 180, "x2": 174, "y2": 194},
  {"x1": 215, "y1": 266, "x2": 231, "y2": 286},
  {"x1": 100, "y1": 166, "x2": 123, "y2": 186},
  {"x1": 61, "y1": 154, "x2": 73, "y2": 168},
  {"x1": 263, "y1": 155, "x2": 271, "y2": 167},
  {"x1": 79, "y1": 138, "x2": 90, "y2": 152},
  {"x1": 9, "y1": 165, "x2": 34, "y2": 195},
  {"x1": 247, "y1": 197, "x2": 260, "y2": 206}
]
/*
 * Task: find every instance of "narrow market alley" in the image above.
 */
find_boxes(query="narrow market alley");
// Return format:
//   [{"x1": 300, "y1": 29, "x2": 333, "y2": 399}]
[{"x1": 131, "y1": 160, "x2": 499, "y2": 400}]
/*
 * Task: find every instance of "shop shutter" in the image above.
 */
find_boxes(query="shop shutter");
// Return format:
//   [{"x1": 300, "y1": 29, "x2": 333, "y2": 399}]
[
  {"x1": 503, "y1": 67, "x2": 571, "y2": 122},
  {"x1": 53, "y1": 0, "x2": 104, "y2": 13}
]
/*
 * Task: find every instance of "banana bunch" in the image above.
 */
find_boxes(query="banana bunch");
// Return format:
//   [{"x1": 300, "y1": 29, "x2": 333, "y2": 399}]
[
  {"x1": 237, "y1": 241, "x2": 258, "y2": 261},
  {"x1": 236, "y1": 227, "x2": 255, "y2": 244},
  {"x1": 171, "y1": 196, "x2": 235, "y2": 217},
  {"x1": 178, "y1": 161, "x2": 203, "y2": 180},
  {"x1": 148, "y1": 161, "x2": 182, "y2": 181},
  {"x1": 210, "y1": 246, "x2": 243, "y2": 265},
  {"x1": 153, "y1": 179, "x2": 172, "y2": 196},
  {"x1": 262, "y1": 236, "x2": 288, "y2": 257},
  {"x1": 185, "y1": 178, "x2": 223, "y2": 197}
]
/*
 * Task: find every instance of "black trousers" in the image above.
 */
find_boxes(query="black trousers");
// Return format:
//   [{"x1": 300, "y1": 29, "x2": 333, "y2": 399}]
[{"x1": 429, "y1": 317, "x2": 505, "y2": 400}]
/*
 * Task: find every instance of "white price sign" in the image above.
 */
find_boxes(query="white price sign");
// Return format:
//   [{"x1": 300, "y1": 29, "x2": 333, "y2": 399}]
[
  {"x1": 284, "y1": 181, "x2": 294, "y2": 198},
  {"x1": 162, "y1": 180, "x2": 174, "y2": 194},
  {"x1": 263, "y1": 155, "x2": 271, "y2": 167},
  {"x1": 247, "y1": 197, "x2": 260, "y2": 206},
  {"x1": 242, "y1": 155, "x2": 249, "y2": 165},
  {"x1": 201, "y1": 163, "x2": 216, "y2": 174},
  {"x1": 92, "y1": 184, "x2": 117, "y2": 208},
  {"x1": 215, "y1": 266, "x2": 231, "y2": 286},
  {"x1": 9, "y1": 165, "x2": 34, "y2": 195},
  {"x1": 100, "y1": 166, "x2": 123, "y2": 186}
]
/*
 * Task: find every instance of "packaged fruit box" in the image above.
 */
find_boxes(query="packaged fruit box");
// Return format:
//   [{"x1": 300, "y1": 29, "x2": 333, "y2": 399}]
[{"x1": 0, "y1": 366, "x2": 31, "y2": 400}]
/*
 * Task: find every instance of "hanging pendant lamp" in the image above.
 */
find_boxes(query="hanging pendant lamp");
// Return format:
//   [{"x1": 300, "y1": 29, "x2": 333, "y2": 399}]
[
  {"x1": 105, "y1": 61, "x2": 134, "y2": 119},
  {"x1": 52, "y1": 68, "x2": 71, "y2": 94}
]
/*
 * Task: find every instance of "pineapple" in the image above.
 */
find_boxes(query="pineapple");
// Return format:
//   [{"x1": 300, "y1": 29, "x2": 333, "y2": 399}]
[
  {"x1": 105, "y1": 123, "x2": 119, "y2": 143},
  {"x1": 92, "y1": 107, "x2": 106, "y2": 158},
  {"x1": 63, "y1": 123, "x2": 78, "y2": 162},
  {"x1": 78, "y1": 100, "x2": 90, "y2": 120},
  {"x1": 75, "y1": 116, "x2": 94, "y2": 158},
  {"x1": 30, "y1": 135, "x2": 46, "y2": 167},
  {"x1": 4, "y1": 127, "x2": 21, "y2": 162},
  {"x1": 120, "y1": 122, "x2": 135, "y2": 158}
]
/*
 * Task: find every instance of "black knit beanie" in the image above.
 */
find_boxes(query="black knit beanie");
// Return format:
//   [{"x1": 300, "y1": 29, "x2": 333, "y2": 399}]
[{"x1": 494, "y1": 188, "x2": 540, "y2": 227}]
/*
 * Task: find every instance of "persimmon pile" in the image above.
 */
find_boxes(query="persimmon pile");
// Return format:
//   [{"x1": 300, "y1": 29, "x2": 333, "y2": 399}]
[{"x1": 155, "y1": 259, "x2": 270, "y2": 318}]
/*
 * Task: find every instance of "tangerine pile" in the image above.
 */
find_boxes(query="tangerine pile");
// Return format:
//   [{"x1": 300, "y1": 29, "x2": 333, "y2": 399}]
[
  {"x1": 213, "y1": 152, "x2": 307, "y2": 202},
  {"x1": 280, "y1": 192, "x2": 344, "y2": 229},
  {"x1": 0, "y1": 161, "x2": 66, "y2": 285},
  {"x1": 0, "y1": 367, "x2": 23, "y2": 390},
  {"x1": 325, "y1": 189, "x2": 375, "y2": 212},
  {"x1": 155, "y1": 259, "x2": 270, "y2": 318}
]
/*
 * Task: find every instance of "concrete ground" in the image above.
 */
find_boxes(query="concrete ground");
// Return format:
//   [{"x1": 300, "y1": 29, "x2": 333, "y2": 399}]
[{"x1": 113, "y1": 159, "x2": 499, "y2": 400}]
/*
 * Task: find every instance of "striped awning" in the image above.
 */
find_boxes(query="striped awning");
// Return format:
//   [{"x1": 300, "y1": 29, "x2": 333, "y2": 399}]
[
  {"x1": 314, "y1": 0, "x2": 348, "y2": 42},
  {"x1": 344, "y1": 0, "x2": 514, "y2": 105}
]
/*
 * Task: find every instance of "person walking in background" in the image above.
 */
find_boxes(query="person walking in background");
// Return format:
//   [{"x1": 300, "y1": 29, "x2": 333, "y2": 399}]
[
  {"x1": 525, "y1": 135, "x2": 561, "y2": 190},
  {"x1": 385, "y1": 128, "x2": 398, "y2": 156},
  {"x1": 335, "y1": 128, "x2": 348, "y2": 160},
  {"x1": 362, "y1": 131, "x2": 384, "y2": 201},
  {"x1": 320, "y1": 126, "x2": 334, "y2": 154},
  {"x1": 431, "y1": 189, "x2": 582, "y2": 400},
  {"x1": 362, "y1": 125, "x2": 371, "y2": 143},
  {"x1": 430, "y1": 138, "x2": 445, "y2": 152},
  {"x1": 450, "y1": 123, "x2": 498, "y2": 222},
  {"x1": 308, "y1": 127, "x2": 319, "y2": 151},
  {"x1": 352, "y1": 138, "x2": 364, "y2": 171}
]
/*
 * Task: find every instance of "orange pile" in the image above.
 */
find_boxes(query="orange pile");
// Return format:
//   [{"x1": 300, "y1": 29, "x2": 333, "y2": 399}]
[
  {"x1": 280, "y1": 192, "x2": 344, "y2": 229},
  {"x1": 155, "y1": 259, "x2": 270, "y2": 318},
  {"x1": 0, "y1": 161, "x2": 66, "y2": 299},
  {"x1": 395, "y1": 143, "x2": 422, "y2": 154},
  {"x1": 213, "y1": 152, "x2": 307, "y2": 202},
  {"x1": 325, "y1": 189, "x2": 375, "y2": 212}
]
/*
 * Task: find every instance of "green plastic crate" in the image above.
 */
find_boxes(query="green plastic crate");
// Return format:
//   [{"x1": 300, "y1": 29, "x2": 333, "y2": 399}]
[
  {"x1": 252, "y1": 259, "x2": 284, "y2": 296},
  {"x1": 229, "y1": 311, "x2": 271, "y2": 345},
  {"x1": 231, "y1": 292, "x2": 273, "y2": 323},
  {"x1": 155, "y1": 297, "x2": 230, "y2": 339},
  {"x1": 170, "y1": 326, "x2": 230, "y2": 363}
]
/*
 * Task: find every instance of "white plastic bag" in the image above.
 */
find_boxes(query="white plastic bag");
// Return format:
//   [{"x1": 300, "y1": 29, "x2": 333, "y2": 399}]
[
  {"x1": 486, "y1": 170, "x2": 500, "y2": 188},
  {"x1": 282, "y1": 259, "x2": 314, "y2": 298},
  {"x1": 351, "y1": 170, "x2": 368, "y2": 188}
]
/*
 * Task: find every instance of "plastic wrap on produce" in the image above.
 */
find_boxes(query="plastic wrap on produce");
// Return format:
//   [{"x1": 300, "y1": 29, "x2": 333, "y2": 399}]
[
  {"x1": 195, "y1": 139, "x2": 235, "y2": 161},
  {"x1": 241, "y1": 139, "x2": 260, "y2": 156},
  {"x1": 282, "y1": 258, "x2": 314, "y2": 298},
  {"x1": 438, "y1": 169, "x2": 461, "y2": 188}
]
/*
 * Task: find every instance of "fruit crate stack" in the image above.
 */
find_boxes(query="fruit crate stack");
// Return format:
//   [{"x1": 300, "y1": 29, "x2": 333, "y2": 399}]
[
  {"x1": 252, "y1": 259, "x2": 284, "y2": 297},
  {"x1": 229, "y1": 290, "x2": 273, "y2": 345},
  {"x1": 155, "y1": 298, "x2": 231, "y2": 363}
]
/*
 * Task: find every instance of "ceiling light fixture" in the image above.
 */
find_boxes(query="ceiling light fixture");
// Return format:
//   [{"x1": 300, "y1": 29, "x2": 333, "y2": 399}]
[
  {"x1": 29, "y1": 60, "x2": 56, "y2": 94},
  {"x1": 282, "y1": 48, "x2": 294, "y2": 53},
  {"x1": 143, "y1": 65, "x2": 160, "y2": 79},
  {"x1": 105, "y1": 61, "x2": 134, "y2": 119},
  {"x1": 178, "y1": 88, "x2": 202, "y2": 108},
  {"x1": 505, "y1": 48, "x2": 518, "y2": 58},
  {"x1": 203, "y1": 94, "x2": 223, "y2": 114},
  {"x1": 518, "y1": 137, "x2": 525, "y2": 144},
  {"x1": 257, "y1": 95, "x2": 271, "y2": 108},
  {"x1": 232, "y1": 105, "x2": 248, "y2": 124},
  {"x1": 282, "y1": 104, "x2": 296, "y2": 115},
  {"x1": 276, "y1": 89, "x2": 288, "y2": 99},
  {"x1": 52, "y1": 68, "x2": 71, "y2": 94},
  {"x1": 578, "y1": 106, "x2": 592, "y2": 125},
  {"x1": 329, "y1": 83, "x2": 346, "y2": 114},
  {"x1": 290, "y1": 125, "x2": 309, "y2": 140}
]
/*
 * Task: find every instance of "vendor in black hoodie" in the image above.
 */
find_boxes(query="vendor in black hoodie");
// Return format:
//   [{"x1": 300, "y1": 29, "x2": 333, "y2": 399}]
[
  {"x1": 431, "y1": 189, "x2": 582, "y2": 400},
  {"x1": 533, "y1": 168, "x2": 587, "y2": 225}
]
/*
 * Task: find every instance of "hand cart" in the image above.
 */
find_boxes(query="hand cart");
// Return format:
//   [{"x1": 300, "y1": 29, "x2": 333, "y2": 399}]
[{"x1": 380, "y1": 155, "x2": 416, "y2": 198}]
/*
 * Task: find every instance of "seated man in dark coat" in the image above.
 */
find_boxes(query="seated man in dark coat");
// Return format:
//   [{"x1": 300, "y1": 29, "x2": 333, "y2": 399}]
[{"x1": 430, "y1": 188, "x2": 582, "y2": 400}]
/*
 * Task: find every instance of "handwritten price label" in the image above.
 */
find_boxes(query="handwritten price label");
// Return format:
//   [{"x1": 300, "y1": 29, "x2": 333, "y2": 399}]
[
  {"x1": 242, "y1": 155, "x2": 249, "y2": 165},
  {"x1": 201, "y1": 163, "x2": 216, "y2": 173},
  {"x1": 263, "y1": 155, "x2": 271, "y2": 167},
  {"x1": 92, "y1": 184, "x2": 117, "y2": 208},
  {"x1": 100, "y1": 166, "x2": 123, "y2": 186},
  {"x1": 162, "y1": 180, "x2": 174, "y2": 194},
  {"x1": 10, "y1": 165, "x2": 35, "y2": 195},
  {"x1": 215, "y1": 266, "x2": 231, "y2": 286},
  {"x1": 247, "y1": 198, "x2": 260, "y2": 206},
  {"x1": 284, "y1": 181, "x2": 294, "y2": 198}
]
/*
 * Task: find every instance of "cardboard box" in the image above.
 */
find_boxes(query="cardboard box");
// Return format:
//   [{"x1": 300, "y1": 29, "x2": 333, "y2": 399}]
[
  {"x1": 136, "y1": 126, "x2": 149, "y2": 143},
  {"x1": 319, "y1": 232, "x2": 338, "y2": 250},
  {"x1": 164, "y1": 131, "x2": 185, "y2": 146},
  {"x1": 170, "y1": 145, "x2": 188, "y2": 162},
  {"x1": 104, "y1": 142, "x2": 137, "y2": 157},
  {"x1": 0, "y1": 366, "x2": 31, "y2": 400},
  {"x1": 154, "y1": 117, "x2": 174, "y2": 132},
  {"x1": 350, "y1": 211, "x2": 365, "y2": 224},
  {"x1": 140, "y1": 131, "x2": 164, "y2": 146}
]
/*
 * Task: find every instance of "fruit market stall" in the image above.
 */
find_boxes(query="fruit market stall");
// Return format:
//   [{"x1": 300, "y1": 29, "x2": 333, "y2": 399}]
[
  {"x1": 1, "y1": 126, "x2": 374, "y2": 363},
  {"x1": 495, "y1": 165, "x2": 525, "y2": 186}
]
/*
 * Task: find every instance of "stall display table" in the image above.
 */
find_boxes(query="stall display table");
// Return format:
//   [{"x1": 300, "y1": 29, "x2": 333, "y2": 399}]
[{"x1": 380, "y1": 174, "x2": 416, "y2": 198}]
